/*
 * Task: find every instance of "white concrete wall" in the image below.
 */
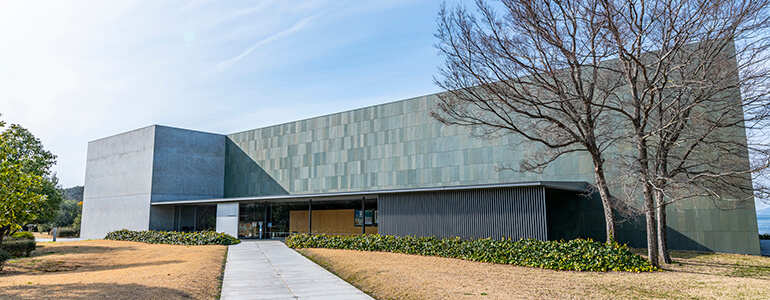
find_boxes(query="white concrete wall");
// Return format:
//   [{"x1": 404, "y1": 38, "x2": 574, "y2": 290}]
[
  {"x1": 81, "y1": 126, "x2": 156, "y2": 238},
  {"x1": 216, "y1": 202, "x2": 239, "y2": 237},
  {"x1": 81, "y1": 125, "x2": 227, "y2": 237}
]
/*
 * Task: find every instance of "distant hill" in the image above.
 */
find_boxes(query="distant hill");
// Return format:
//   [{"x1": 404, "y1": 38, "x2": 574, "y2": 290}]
[{"x1": 63, "y1": 186, "x2": 84, "y2": 201}]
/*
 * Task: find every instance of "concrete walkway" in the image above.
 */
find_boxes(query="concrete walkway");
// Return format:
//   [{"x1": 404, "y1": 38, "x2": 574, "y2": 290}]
[
  {"x1": 35, "y1": 237, "x2": 90, "y2": 242},
  {"x1": 221, "y1": 240, "x2": 373, "y2": 300}
]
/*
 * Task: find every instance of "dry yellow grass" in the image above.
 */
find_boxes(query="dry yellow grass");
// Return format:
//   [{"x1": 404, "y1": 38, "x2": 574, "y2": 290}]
[
  {"x1": 0, "y1": 240, "x2": 226, "y2": 299},
  {"x1": 30, "y1": 232, "x2": 52, "y2": 240},
  {"x1": 299, "y1": 248, "x2": 770, "y2": 299}
]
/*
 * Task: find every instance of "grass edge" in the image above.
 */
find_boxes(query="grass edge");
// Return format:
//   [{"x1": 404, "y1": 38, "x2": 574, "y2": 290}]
[
  {"x1": 215, "y1": 245, "x2": 229, "y2": 299},
  {"x1": 295, "y1": 248, "x2": 378, "y2": 299}
]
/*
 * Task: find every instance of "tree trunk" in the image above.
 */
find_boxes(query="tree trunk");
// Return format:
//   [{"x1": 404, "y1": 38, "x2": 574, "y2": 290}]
[
  {"x1": 644, "y1": 188, "x2": 659, "y2": 267},
  {"x1": 0, "y1": 226, "x2": 7, "y2": 250},
  {"x1": 655, "y1": 190, "x2": 672, "y2": 264},
  {"x1": 636, "y1": 133, "x2": 660, "y2": 267},
  {"x1": 593, "y1": 162, "x2": 617, "y2": 243}
]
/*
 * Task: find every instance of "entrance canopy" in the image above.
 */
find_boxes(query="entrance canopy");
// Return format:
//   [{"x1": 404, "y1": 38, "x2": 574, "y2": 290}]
[
  {"x1": 149, "y1": 181, "x2": 592, "y2": 206},
  {"x1": 150, "y1": 181, "x2": 596, "y2": 240}
]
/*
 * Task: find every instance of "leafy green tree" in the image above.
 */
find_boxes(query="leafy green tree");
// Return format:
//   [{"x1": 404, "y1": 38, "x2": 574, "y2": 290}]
[
  {"x1": 52, "y1": 199, "x2": 82, "y2": 228},
  {"x1": 0, "y1": 121, "x2": 60, "y2": 248},
  {"x1": 63, "y1": 186, "x2": 84, "y2": 202},
  {"x1": 72, "y1": 212, "x2": 82, "y2": 231},
  {"x1": 33, "y1": 174, "x2": 64, "y2": 226}
]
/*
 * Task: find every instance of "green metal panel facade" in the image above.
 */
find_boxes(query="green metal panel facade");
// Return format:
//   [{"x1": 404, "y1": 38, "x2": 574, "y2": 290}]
[
  {"x1": 223, "y1": 93, "x2": 761, "y2": 255},
  {"x1": 224, "y1": 94, "x2": 594, "y2": 197}
]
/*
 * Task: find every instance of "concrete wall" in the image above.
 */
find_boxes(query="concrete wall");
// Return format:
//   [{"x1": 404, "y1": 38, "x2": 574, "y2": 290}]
[
  {"x1": 150, "y1": 126, "x2": 226, "y2": 202},
  {"x1": 81, "y1": 126, "x2": 156, "y2": 238},
  {"x1": 148, "y1": 126, "x2": 226, "y2": 230},
  {"x1": 81, "y1": 125, "x2": 226, "y2": 237},
  {"x1": 216, "y1": 203, "x2": 239, "y2": 237}
]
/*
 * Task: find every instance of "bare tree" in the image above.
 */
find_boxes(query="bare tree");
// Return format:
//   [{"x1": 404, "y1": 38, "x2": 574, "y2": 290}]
[
  {"x1": 434, "y1": 0, "x2": 770, "y2": 266},
  {"x1": 599, "y1": 0, "x2": 770, "y2": 264},
  {"x1": 432, "y1": 0, "x2": 625, "y2": 243}
]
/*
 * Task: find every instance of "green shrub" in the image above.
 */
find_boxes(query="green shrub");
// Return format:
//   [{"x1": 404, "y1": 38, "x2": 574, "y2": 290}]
[
  {"x1": 1, "y1": 239, "x2": 37, "y2": 257},
  {"x1": 57, "y1": 227, "x2": 80, "y2": 238},
  {"x1": 0, "y1": 249, "x2": 10, "y2": 271},
  {"x1": 11, "y1": 232, "x2": 35, "y2": 240},
  {"x1": 38, "y1": 223, "x2": 51, "y2": 233},
  {"x1": 760, "y1": 234, "x2": 770, "y2": 240},
  {"x1": 104, "y1": 229, "x2": 241, "y2": 246},
  {"x1": 286, "y1": 234, "x2": 659, "y2": 272}
]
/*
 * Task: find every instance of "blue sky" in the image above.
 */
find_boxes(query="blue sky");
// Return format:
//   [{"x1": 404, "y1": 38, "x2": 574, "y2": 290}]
[
  {"x1": 1, "y1": 0, "x2": 767, "y2": 211},
  {"x1": 0, "y1": 1, "x2": 452, "y2": 187}
]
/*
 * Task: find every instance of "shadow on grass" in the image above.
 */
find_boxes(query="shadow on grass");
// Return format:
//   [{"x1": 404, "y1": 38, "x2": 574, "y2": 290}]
[
  {"x1": 602, "y1": 247, "x2": 770, "y2": 279},
  {"x1": 1, "y1": 283, "x2": 194, "y2": 299},
  {"x1": 668, "y1": 250, "x2": 714, "y2": 260},
  {"x1": 31, "y1": 244, "x2": 137, "y2": 257},
  {"x1": 656, "y1": 250, "x2": 770, "y2": 279},
  {"x1": 0, "y1": 259, "x2": 185, "y2": 276}
]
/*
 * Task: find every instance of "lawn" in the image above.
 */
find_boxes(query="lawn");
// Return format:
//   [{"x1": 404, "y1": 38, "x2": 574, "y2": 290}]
[
  {"x1": 0, "y1": 240, "x2": 226, "y2": 299},
  {"x1": 299, "y1": 248, "x2": 770, "y2": 299}
]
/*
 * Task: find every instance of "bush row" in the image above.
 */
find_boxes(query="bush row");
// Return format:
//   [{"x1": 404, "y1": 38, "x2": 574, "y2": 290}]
[
  {"x1": 104, "y1": 229, "x2": 240, "y2": 245},
  {"x1": 760, "y1": 234, "x2": 770, "y2": 240},
  {"x1": 286, "y1": 234, "x2": 659, "y2": 272},
  {"x1": 1, "y1": 239, "x2": 37, "y2": 257},
  {"x1": 57, "y1": 227, "x2": 80, "y2": 238},
  {"x1": 11, "y1": 232, "x2": 35, "y2": 240}
]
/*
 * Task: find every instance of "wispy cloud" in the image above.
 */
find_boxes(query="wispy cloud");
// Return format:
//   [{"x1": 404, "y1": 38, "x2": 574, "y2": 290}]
[
  {"x1": 195, "y1": 15, "x2": 318, "y2": 80},
  {"x1": 0, "y1": 1, "x2": 441, "y2": 187}
]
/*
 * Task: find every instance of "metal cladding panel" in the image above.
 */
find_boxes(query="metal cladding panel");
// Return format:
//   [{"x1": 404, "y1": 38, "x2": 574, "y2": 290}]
[
  {"x1": 223, "y1": 95, "x2": 594, "y2": 198},
  {"x1": 378, "y1": 187, "x2": 547, "y2": 240}
]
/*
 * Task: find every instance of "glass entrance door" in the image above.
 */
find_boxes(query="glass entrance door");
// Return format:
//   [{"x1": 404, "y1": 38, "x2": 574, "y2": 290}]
[{"x1": 238, "y1": 202, "x2": 267, "y2": 239}]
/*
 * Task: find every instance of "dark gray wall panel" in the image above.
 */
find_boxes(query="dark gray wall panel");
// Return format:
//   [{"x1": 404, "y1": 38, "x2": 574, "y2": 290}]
[
  {"x1": 545, "y1": 188, "x2": 605, "y2": 241},
  {"x1": 378, "y1": 187, "x2": 547, "y2": 240},
  {"x1": 149, "y1": 206, "x2": 175, "y2": 231},
  {"x1": 151, "y1": 125, "x2": 226, "y2": 202}
]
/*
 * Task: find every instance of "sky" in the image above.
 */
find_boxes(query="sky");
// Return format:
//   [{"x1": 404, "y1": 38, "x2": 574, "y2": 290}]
[
  {"x1": 1, "y1": 0, "x2": 768, "y2": 212},
  {"x1": 0, "y1": 0, "x2": 452, "y2": 188}
]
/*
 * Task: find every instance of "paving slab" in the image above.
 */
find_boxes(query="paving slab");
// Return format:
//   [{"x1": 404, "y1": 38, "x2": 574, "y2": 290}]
[{"x1": 221, "y1": 240, "x2": 373, "y2": 300}]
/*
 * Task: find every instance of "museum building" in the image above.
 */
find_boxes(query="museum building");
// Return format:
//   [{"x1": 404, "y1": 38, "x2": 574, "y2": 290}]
[{"x1": 79, "y1": 93, "x2": 762, "y2": 255}]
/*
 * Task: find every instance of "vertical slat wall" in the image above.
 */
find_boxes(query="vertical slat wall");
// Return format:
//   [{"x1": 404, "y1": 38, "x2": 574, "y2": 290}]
[{"x1": 378, "y1": 187, "x2": 548, "y2": 240}]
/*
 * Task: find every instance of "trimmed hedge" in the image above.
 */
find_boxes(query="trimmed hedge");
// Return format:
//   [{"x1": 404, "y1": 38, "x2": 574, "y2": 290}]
[
  {"x1": 57, "y1": 227, "x2": 80, "y2": 238},
  {"x1": 1, "y1": 239, "x2": 37, "y2": 257},
  {"x1": 0, "y1": 249, "x2": 9, "y2": 271},
  {"x1": 104, "y1": 229, "x2": 240, "y2": 246},
  {"x1": 12, "y1": 232, "x2": 35, "y2": 240},
  {"x1": 286, "y1": 234, "x2": 659, "y2": 272}
]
